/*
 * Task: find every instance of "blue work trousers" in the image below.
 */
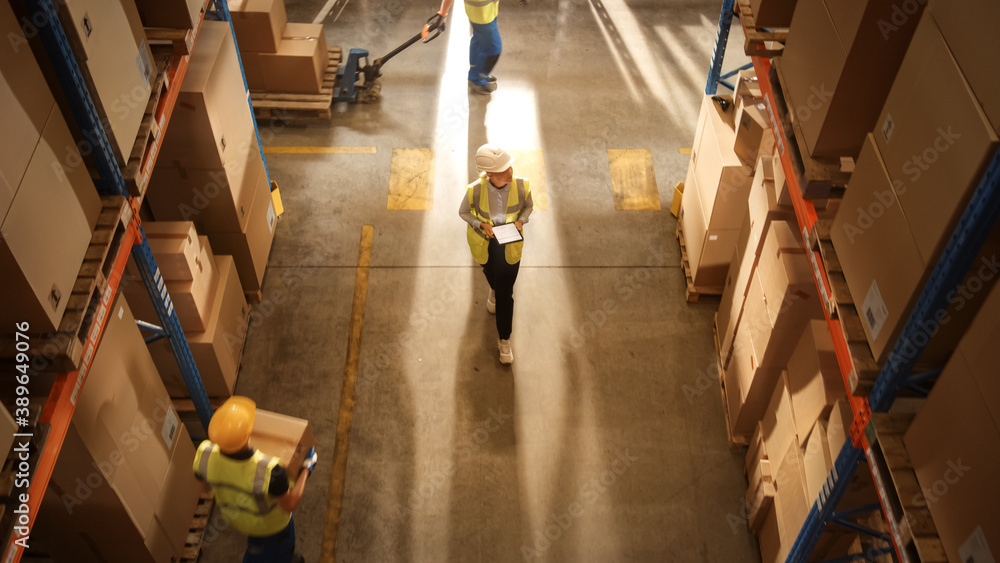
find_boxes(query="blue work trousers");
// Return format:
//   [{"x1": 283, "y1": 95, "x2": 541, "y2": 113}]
[
  {"x1": 469, "y1": 19, "x2": 502, "y2": 85},
  {"x1": 243, "y1": 515, "x2": 296, "y2": 563}
]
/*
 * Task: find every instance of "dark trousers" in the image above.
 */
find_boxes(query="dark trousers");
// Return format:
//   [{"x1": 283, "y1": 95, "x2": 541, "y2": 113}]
[
  {"x1": 482, "y1": 238, "x2": 520, "y2": 340},
  {"x1": 243, "y1": 515, "x2": 295, "y2": 563},
  {"x1": 469, "y1": 19, "x2": 501, "y2": 85}
]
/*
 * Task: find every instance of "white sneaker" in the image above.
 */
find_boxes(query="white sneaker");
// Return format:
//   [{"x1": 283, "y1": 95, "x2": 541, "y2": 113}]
[
  {"x1": 498, "y1": 339, "x2": 513, "y2": 364},
  {"x1": 487, "y1": 289, "x2": 496, "y2": 314}
]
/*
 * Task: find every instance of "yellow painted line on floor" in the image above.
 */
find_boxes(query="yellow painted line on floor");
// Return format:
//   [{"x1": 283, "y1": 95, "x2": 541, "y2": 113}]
[
  {"x1": 387, "y1": 148, "x2": 434, "y2": 210},
  {"x1": 321, "y1": 224, "x2": 373, "y2": 563},
  {"x1": 678, "y1": 147, "x2": 692, "y2": 155},
  {"x1": 608, "y1": 149, "x2": 661, "y2": 210},
  {"x1": 507, "y1": 149, "x2": 548, "y2": 210},
  {"x1": 263, "y1": 146, "x2": 378, "y2": 154}
]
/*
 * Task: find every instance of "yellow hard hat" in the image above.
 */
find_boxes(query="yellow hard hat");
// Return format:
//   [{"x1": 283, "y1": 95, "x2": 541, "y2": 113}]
[{"x1": 208, "y1": 396, "x2": 256, "y2": 454}]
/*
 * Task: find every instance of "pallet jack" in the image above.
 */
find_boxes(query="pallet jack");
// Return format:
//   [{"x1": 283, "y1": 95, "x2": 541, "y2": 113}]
[{"x1": 333, "y1": 16, "x2": 446, "y2": 104}]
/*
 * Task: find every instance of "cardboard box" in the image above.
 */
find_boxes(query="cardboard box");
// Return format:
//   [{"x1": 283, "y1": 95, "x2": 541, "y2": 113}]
[
  {"x1": 958, "y1": 283, "x2": 1000, "y2": 429},
  {"x1": 166, "y1": 241, "x2": 219, "y2": 332},
  {"x1": 154, "y1": 435, "x2": 201, "y2": 555},
  {"x1": 230, "y1": 0, "x2": 287, "y2": 53},
  {"x1": 0, "y1": 106, "x2": 102, "y2": 332},
  {"x1": 802, "y1": 419, "x2": 832, "y2": 504},
  {"x1": 928, "y1": 0, "x2": 1000, "y2": 134},
  {"x1": 734, "y1": 100, "x2": 775, "y2": 167},
  {"x1": 786, "y1": 321, "x2": 845, "y2": 445},
  {"x1": 725, "y1": 319, "x2": 784, "y2": 438},
  {"x1": 873, "y1": 13, "x2": 1000, "y2": 264},
  {"x1": 0, "y1": 0, "x2": 56, "y2": 212},
  {"x1": 250, "y1": 409, "x2": 316, "y2": 472},
  {"x1": 134, "y1": 0, "x2": 204, "y2": 29},
  {"x1": 746, "y1": 456, "x2": 775, "y2": 531},
  {"x1": 770, "y1": 150, "x2": 792, "y2": 207},
  {"x1": 0, "y1": 403, "x2": 15, "y2": 462},
  {"x1": 60, "y1": 0, "x2": 154, "y2": 165},
  {"x1": 757, "y1": 221, "x2": 822, "y2": 335},
  {"x1": 160, "y1": 21, "x2": 255, "y2": 171},
  {"x1": 717, "y1": 220, "x2": 750, "y2": 363},
  {"x1": 735, "y1": 69, "x2": 762, "y2": 102},
  {"x1": 206, "y1": 167, "x2": 276, "y2": 294},
  {"x1": 147, "y1": 255, "x2": 250, "y2": 398},
  {"x1": 692, "y1": 96, "x2": 754, "y2": 225},
  {"x1": 750, "y1": 0, "x2": 798, "y2": 28},
  {"x1": 781, "y1": 0, "x2": 924, "y2": 157},
  {"x1": 762, "y1": 371, "x2": 800, "y2": 471},
  {"x1": 680, "y1": 163, "x2": 738, "y2": 289},
  {"x1": 144, "y1": 221, "x2": 202, "y2": 281},
  {"x1": 258, "y1": 23, "x2": 328, "y2": 94},
  {"x1": 147, "y1": 141, "x2": 264, "y2": 233},
  {"x1": 825, "y1": 399, "x2": 853, "y2": 460},
  {"x1": 773, "y1": 441, "x2": 810, "y2": 547},
  {"x1": 904, "y1": 351, "x2": 1000, "y2": 563},
  {"x1": 669, "y1": 180, "x2": 684, "y2": 218},
  {"x1": 830, "y1": 135, "x2": 925, "y2": 363}
]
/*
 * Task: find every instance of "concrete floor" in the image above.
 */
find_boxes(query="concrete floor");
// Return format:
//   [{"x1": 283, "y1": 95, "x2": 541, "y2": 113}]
[{"x1": 200, "y1": 0, "x2": 760, "y2": 561}]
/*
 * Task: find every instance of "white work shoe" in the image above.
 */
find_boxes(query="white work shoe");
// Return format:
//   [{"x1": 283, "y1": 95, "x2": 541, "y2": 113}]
[
  {"x1": 487, "y1": 289, "x2": 496, "y2": 314},
  {"x1": 498, "y1": 339, "x2": 513, "y2": 364}
]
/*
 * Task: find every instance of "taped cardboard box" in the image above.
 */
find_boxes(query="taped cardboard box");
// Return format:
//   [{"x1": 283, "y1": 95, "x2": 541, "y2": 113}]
[
  {"x1": 206, "y1": 166, "x2": 276, "y2": 295},
  {"x1": 0, "y1": 106, "x2": 101, "y2": 332},
  {"x1": 679, "y1": 163, "x2": 739, "y2": 290},
  {"x1": 692, "y1": 96, "x2": 754, "y2": 225},
  {"x1": 781, "y1": 0, "x2": 923, "y2": 157},
  {"x1": 250, "y1": 410, "x2": 316, "y2": 472},
  {"x1": 230, "y1": 0, "x2": 287, "y2": 53},
  {"x1": 258, "y1": 23, "x2": 328, "y2": 94},
  {"x1": 59, "y1": 0, "x2": 154, "y2": 165},
  {"x1": 143, "y1": 221, "x2": 203, "y2": 281},
  {"x1": 904, "y1": 350, "x2": 1000, "y2": 563}
]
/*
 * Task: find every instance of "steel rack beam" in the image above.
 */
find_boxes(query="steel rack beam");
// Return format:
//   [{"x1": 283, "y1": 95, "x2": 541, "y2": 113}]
[{"x1": 705, "y1": 0, "x2": 736, "y2": 95}]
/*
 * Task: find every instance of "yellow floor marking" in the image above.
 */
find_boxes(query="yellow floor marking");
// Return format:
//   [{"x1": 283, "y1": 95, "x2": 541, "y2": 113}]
[
  {"x1": 507, "y1": 149, "x2": 548, "y2": 210},
  {"x1": 320, "y1": 225, "x2": 373, "y2": 563},
  {"x1": 608, "y1": 149, "x2": 661, "y2": 210},
  {"x1": 678, "y1": 147, "x2": 692, "y2": 155},
  {"x1": 263, "y1": 146, "x2": 378, "y2": 154},
  {"x1": 387, "y1": 148, "x2": 435, "y2": 210}
]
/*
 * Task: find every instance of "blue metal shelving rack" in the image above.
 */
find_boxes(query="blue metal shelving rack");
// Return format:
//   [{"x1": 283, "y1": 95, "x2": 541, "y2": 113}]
[
  {"x1": 4, "y1": 0, "x2": 269, "y2": 560},
  {"x1": 705, "y1": 2, "x2": 1000, "y2": 562}
]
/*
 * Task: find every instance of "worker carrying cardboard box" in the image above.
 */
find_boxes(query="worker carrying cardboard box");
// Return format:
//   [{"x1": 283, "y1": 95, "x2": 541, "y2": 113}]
[{"x1": 193, "y1": 396, "x2": 318, "y2": 563}]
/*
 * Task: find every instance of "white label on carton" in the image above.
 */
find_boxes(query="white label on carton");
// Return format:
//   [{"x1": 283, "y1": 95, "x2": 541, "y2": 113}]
[
  {"x1": 959, "y1": 526, "x2": 996, "y2": 563},
  {"x1": 136, "y1": 41, "x2": 153, "y2": 89},
  {"x1": 161, "y1": 407, "x2": 179, "y2": 446},
  {"x1": 709, "y1": 235, "x2": 718, "y2": 241},
  {"x1": 863, "y1": 281, "x2": 889, "y2": 340},
  {"x1": 881, "y1": 114, "x2": 895, "y2": 143},
  {"x1": 267, "y1": 201, "x2": 276, "y2": 233},
  {"x1": 118, "y1": 305, "x2": 124, "y2": 319}
]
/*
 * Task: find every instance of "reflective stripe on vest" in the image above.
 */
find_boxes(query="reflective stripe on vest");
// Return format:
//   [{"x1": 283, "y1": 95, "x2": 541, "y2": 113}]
[
  {"x1": 193, "y1": 441, "x2": 291, "y2": 537},
  {"x1": 465, "y1": 177, "x2": 529, "y2": 265},
  {"x1": 465, "y1": 0, "x2": 498, "y2": 24}
]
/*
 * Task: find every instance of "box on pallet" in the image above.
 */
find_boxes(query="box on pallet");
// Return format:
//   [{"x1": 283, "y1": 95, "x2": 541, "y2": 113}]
[
  {"x1": 230, "y1": 0, "x2": 287, "y2": 53},
  {"x1": 59, "y1": 0, "x2": 155, "y2": 165},
  {"x1": 206, "y1": 166, "x2": 276, "y2": 295},
  {"x1": 134, "y1": 0, "x2": 205, "y2": 30},
  {"x1": 692, "y1": 95, "x2": 754, "y2": 224},
  {"x1": 959, "y1": 282, "x2": 1000, "y2": 427},
  {"x1": 781, "y1": 0, "x2": 924, "y2": 157},
  {"x1": 734, "y1": 99, "x2": 775, "y2": 168},
  {"x1": 255, "y1": 23, "x2": 329, "y2": 94},
  {"x1": 0, "y1": 105, "x2": 101, "y2": 333},
  {"x1": 786, "y1": 320, "x2": 845, "y2": 446},
  {"x1": 680, "y1": 163, "x2": 739, "y2": 290},
  {"x1": 928, "y1": 0, "x2": 1000, "y2": 135},
  {"x1": 750, "y1": 0, "x2": 798, "y2": 28},
  {"x1": 801, "y1": 419, "x2": 831, "y2": 504},
  {"x1": 35, "y1": 294, "x2": 201, "y2": 563},
  {"x1": 143, "y1": 255, "x2": 250, "y2": 398}
]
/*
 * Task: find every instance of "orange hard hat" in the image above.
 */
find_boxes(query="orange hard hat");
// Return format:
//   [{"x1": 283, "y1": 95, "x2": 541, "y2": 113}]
[{"x1": 208, "y1": 396, "x2": 256, "y2": 454}]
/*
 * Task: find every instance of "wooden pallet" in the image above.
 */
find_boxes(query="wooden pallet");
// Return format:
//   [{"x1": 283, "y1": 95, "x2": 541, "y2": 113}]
[
  {"x1": 675, "y1": 224, "x2": 724, "y2": 303},
  {"x1": 714, "y1": 315, "x2": 750, "y2": 452},
  {"x1": 806, "y1": 221, "x2": 880, "y2": 396},
  {"x1": 768, "y1": 58, "x2": 852, "y2": 200},
  {"x1": 736, "y1": 0, "x2": 788, "y2": 57},
  {"x1": 0, "y1": 197, "x2": 131, "y2": 372},
  {"x1": 146, "y1": 27, "x2": 197, "y2": 55},
  {"x1": 124, "y1": 56, "x2": 173, "y2": 196},
  {"x1": 251, "y1": 47, "x2": 343, "y2": 120},
  {"x1": 180, "y1": 492, "x2": 217, "y2": 562},
  {"x1": 867, "y1": 413, "x2": 948, "y2": 563}
]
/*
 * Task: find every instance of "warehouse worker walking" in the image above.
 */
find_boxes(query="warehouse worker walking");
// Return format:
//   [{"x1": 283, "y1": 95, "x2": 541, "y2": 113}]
[
  {"x1": 427, "y1": 0, "x2": 503, "y2": 94},
  {"x1": 193, "y1": 397, "x2": 318, "y2": 563},
  {"x1": 459, "y1": 144, "x2": 533, "y2": 364}
]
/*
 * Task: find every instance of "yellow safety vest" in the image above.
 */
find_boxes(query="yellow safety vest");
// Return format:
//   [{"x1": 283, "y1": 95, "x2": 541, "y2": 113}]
[
  {"x1": 464, "y1": 0, "x2": 498, "y2": 24},
  {"x1": 193, "y1": 441, "x2": 292, "y2": 538},
  {"x1": 466, "y1": 176, "x2": 529, "y2": 265}
]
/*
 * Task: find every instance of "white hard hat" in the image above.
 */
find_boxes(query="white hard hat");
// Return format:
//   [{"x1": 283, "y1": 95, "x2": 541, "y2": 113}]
[{"x1": 475, "y1": 144, "x2": 515, "y2": 174}]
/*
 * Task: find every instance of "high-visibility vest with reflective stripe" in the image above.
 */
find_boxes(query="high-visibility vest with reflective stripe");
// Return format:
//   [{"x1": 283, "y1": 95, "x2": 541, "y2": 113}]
[
  {"x1": 465, "y1": 0, "x2": 498, "y2": 24},
  {"x1": 466, "y1": 176, "x2": 529, "y2": 265},
  {"x1": 193, "y1": 441, "x2": 292, "y2": 537}
]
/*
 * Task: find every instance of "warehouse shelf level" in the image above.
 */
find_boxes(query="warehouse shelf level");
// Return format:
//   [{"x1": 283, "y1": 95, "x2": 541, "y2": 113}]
[
  {"x1": 706, "y1": 1, "x2": 1000, "y2": 561},
  {"x1": 0, "y1": 1, "x2": 269, "y2": 561}
]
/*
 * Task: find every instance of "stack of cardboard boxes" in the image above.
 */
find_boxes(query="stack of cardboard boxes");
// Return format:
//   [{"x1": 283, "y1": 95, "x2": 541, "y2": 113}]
[
  {"x1": 34, "y1": 294, "x2": 202, "y2": 563},
  {"x1": 231, "y1": 0, "x2": 329, "y2": 94},
  {"x1": 121, "y1": 221, "x2": 251, "y2": 399},
  {"x1": 0, "y1": 2, "x2": 102, "y2": 333},
  {"x1": 147, "y1": 21, "x2": 277, "y2": 298}
]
